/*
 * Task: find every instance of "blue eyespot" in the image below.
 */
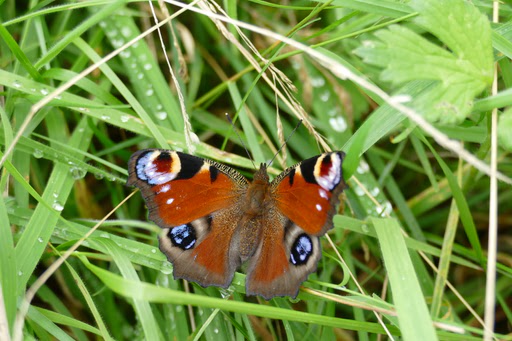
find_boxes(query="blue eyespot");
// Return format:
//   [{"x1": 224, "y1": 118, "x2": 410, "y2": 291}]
[
  {"x1": 290, "y1": 234, "x2": 313, "y2": 266},
  {"x1": 169, "y1": 224, "x2": 196, "y2": 250}
]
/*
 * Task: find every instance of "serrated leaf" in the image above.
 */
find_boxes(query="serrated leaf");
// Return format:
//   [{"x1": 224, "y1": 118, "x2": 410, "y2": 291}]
[
  {"x1": 354, "y1": 0, "x2": 493, "y2": 124},
  {"x1": 498, "y1": 108, "x2": 512, "y2": 151}
]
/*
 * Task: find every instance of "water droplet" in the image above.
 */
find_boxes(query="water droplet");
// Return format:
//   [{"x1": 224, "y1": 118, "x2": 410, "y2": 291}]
[
  {"x1": 120, "y1": 50, "x2": 131, "y2": 58},
  {"x1": 370, "y1": 187, "x2": 380, "y2": 196},
  {"x1": 361, "y1": 224, "x2": 369, "y2": 233},
  {"x1": 327, "y1": 108, "x2": 339, "y2": 117},
  {"x1": 390, "y1": 94, "x2": 412, "y2": 104},
  {"x1": 155, "y1": 112, "x2": 167, "y2": 120},
  {"x1": 13, "y1": 80, "x2": 22, "y2": 88},
  {"x1": 40, "y1": 88, "x2": 49, "y2": 95},
  {"x1": 53, "y1": 192, "x2": 59, "y2": 198},
  {"x1": 94, "y1": 173, "x2": 105, "y2": 180},
  {"x1": 101, "y1": 115, "x2": 111, "y2": 121},
  {"x1": 160, "y1": 261, "x2": 172, "y2": 275},
  {"x1": 33, "y1": 149, "x2": 44, "y2": 158},
  {"x1": 311, "y1": 77, "x2": 325, "y2": 87},
  {"x1": 18, "y1": 271, "x2": 23, "y2": 276},
  {"x1": 357, "y1": 161, "x2": 369, "y2": 174},
  {"x1": 37, "y1": 237, "x2": 43, "y2": 243},
  {"x1": 120, "y1": 115, "x2": 130, "y2": 123},
  {"x1": 320, "y1": 90, "x2": 330, "y2": 102},
  {"x1": 329, "y1": 117, "x2": 347, "y2": 132},
  {"x1": 52, "y1": 202, "x2": 64, "y2": 211},
  {"x1": 145, "y1": 88, "x2": 154, "y2": 96},
  {"x1": 143, "y1": 63, "x2": 152, "y2": 70},
  {"x1": 213, "y1": 328, "x2": 219, "y2": 334},
  {"x1": 70, "y1": 166, "x2": 86, "y2": 179},
  {"x1": 354, "y1": 186, "x2": 365, "y2": 196},
  {"x1": 190, "y1": 133, "x2": 200, "y2": 144},
  {"x1": 111, "y1": 38, "x2": 125, "y2": 48},
  {"x1": 151, "y1": 249, "x2": 157, "y2": 254},
  {"x1": 121, "y1": 27, "x2": 132, "y2": 37},
  {"x1": 137, "y1": 73, "x2": 144, "y2": 80}
]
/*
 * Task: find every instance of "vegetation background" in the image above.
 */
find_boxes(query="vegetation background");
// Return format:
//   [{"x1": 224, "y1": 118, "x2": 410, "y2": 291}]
[{"x1": 0, "y1": 0, "x2": 511, "y2": 340}]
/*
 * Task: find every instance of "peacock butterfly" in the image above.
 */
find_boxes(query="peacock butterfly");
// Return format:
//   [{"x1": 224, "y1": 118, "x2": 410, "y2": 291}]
[{"x1": 127, "y1": 149, "x2": 347, "y2": 299}]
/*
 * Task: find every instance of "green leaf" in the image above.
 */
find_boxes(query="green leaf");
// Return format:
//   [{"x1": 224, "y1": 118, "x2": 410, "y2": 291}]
[
  {"x1": 498, "y1": 108, "x2": 512, "y2": 151},
  {"x1": 371, "y1": 217, "x2": 438, "y2": 340},
  {"x1": 354, "y1": 0, "x2": 493, "y2": 124}
]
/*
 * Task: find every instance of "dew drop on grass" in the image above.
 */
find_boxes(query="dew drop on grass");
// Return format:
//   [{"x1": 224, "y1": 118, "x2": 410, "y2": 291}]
[
  {"x1": 145, "y1": 88, "x2": 154, "y2": 96},
  {"x1": 370, "y1": 187, "x2": 380, "y2": 196},
  {"x1": 155, "y1": 112, "x2": 167, "y2": 120},
  {"x1": 52, "y1": 202, "x2": 64, "y2": 211},
  {"x1": 121, "y1": 26, "x2": 132, "y2": 37},
  {"x1": 120, "y1": 50, "x2": 131, "y2": 58},
  {"x1": 354, "y1": 186, "x2": 365, "y2": 197},
  {"x1": 320, "y1": 90, "x2": 330, "y2": 102},
  {"x1": 143, "y1": 63, "x2": 152, "y2": 70},
  {"x1": 311, "y1": 77, "x2": 325, "y2": 87},
  {"x1": 151, "y1": 249, "x2": 157, "y2": 254},
  {"x1": 37, "y1": 237, "x2": 43, "y2": 243},
  {"x1": 190, "y1": 132, "x2": 200, "y2": 144},
  {"x1": 40, "y1": 88, "x2": 49, "y2": 95},
  {"x1": 95, "y1": 173, "x2": 105, "y2": 180},
  {"x1": 70, "y1": 167, "x2": 86, "y2": 179},
  {"x1": 33, "y1": 149, "x2": 44, "y2": 158},
  {"x1": 18, "y1": 271, "x2": 23, "y2": 276},
  {"x1": 120, "y1": 115, "x2": 130, "y2": 123},
  {"x1": 329, "y1": 117, "x2": 347, "y2": 132},
  {"x1": 361, "y1": 224, "x2": 369, "y2": 233},
  {"x1": 160, "y1": 261, "x2": 172, "y2": 275},
  {"x1": 13, "y1": 80, "x2": 22, "y2": 88},
  {"x1": 357, "y1": 161, "x2": 369, "y2": 174},
  {"x1": 137, "y1": 73, "x2": 144, "y2": 80}
]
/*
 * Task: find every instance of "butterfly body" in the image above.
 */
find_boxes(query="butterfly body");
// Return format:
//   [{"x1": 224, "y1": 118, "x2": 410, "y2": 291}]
[{"x1": 128, "y1": 149, "x2": 346, "y2": 299}]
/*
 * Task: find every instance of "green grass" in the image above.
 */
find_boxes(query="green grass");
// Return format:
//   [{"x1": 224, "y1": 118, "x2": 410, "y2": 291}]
[{"x1": 1, "y1": 0, "x2": 511, "y2": 340}]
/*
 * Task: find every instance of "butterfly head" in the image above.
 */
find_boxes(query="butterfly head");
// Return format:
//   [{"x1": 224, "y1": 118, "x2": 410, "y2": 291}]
[{"x1": 252, "y1": 163, "x2": 270, "y2": 184}]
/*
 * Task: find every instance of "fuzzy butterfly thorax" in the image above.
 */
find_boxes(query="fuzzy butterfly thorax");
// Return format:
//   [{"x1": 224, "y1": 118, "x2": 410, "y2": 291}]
[{"x1": 127, "y1": 149, "x2": 346, "y2": 300}]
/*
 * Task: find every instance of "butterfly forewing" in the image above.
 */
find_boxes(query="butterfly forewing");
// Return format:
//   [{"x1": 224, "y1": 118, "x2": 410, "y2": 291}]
[{"x1": 272, "y1": 152, "x2": 346, "y2": 234}]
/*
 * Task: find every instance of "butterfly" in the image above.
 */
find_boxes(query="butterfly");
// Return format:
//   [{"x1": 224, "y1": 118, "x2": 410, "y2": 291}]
[{"x1": 127, "y1": 149, "x2": 347, "y2": 299}]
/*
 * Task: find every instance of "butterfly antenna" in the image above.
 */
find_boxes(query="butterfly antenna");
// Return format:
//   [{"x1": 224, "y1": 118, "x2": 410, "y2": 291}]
[
  {"x1": 225, "y1": 113, "x2": 257, "y2": 169},
  {"x1": 267, "y1": 119, "x2": 303, "y2": 167}
]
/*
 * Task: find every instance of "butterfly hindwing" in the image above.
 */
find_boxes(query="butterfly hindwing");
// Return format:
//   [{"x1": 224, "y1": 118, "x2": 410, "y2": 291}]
[
  {"x1": 127, "y1": 149, "x2": 248, "y2": 288},
  {"x1": 245, "y1": 216, "x2": 321, "y2": 299}
]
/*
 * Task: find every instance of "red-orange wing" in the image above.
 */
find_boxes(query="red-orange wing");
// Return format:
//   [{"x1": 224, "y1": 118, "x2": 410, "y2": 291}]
[
  {"x1": 272, "y1": 152, "x2": 346, "y2": 235},
  {"x1": 127, "y1": 149, "x2": 249, "y2": 288},
  {"x1": 127, "y1": 149, "x2": 248, "y2": 227}
]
